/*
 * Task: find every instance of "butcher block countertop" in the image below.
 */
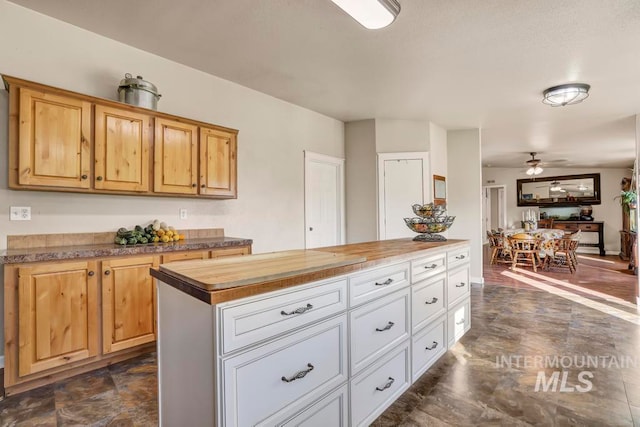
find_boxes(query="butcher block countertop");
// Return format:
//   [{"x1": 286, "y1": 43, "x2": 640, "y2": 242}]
[{"x1": 150, "y1": 238, "x2": 469, "y2": 304}]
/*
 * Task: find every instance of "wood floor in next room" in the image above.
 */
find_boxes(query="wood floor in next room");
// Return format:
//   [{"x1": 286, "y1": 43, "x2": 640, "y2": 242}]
[{"x1": 1, "y1": 265, "x2": 639, "y2": 426}]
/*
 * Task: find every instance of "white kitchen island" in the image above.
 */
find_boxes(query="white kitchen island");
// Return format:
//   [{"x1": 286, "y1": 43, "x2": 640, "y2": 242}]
[{"x1": 150, "y1": 239, "x2": 471, "y2": 426}]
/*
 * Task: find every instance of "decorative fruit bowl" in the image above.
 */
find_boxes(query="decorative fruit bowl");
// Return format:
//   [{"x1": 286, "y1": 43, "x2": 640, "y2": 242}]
[
  {"x1": 404, "y1": 203, "x2": 455, "y2": 241},
  {"x1": 412, "y1": 203, "x2": 446, "y2": 219}
]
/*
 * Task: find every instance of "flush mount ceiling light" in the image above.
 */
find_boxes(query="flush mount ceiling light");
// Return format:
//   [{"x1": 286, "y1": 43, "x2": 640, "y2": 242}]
[
  {"x1": 542, "y1": 83, "x2": 590, "y2": 107},
  {"x1": 525, "y1": 152, "x2": 544, "y2": 176},
  {"x1": 330, "y1": 0, "x2": 401, "y2": 29}
]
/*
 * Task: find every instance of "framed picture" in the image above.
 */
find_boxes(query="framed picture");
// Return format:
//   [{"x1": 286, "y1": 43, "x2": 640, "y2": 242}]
[{"x1": 434, "y1": 175, "x2": 446, "y2": 206}]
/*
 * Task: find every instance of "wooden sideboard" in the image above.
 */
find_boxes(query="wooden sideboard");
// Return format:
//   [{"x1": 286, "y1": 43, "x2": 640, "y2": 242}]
[{"x1": 553, "y1": 221, "x2": 605, "y2": 256}]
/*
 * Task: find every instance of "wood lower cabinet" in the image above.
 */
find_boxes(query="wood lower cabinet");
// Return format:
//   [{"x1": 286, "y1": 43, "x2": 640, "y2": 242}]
[
  {"x1": 200, "y1": 127, "x2": 237, "y2": 198},
  {"x1": 94, "y1": 105, "x2": 151, "y2": 192},
  {"x1": 154, "y1": 118, "x2": 199, "y2": 195},
  {"x1": 101, "y1": 256, "x2": 158, "y2": 354},
  {"x1": 17, "y1": 261, "x2": 99, "y2": 376},
  {"x1": 211, "y1": 246, "x2": 251, "y2": 259},
  {"x1": 15, "y1": 87, "x2": 91, "y2": 189},
  {"x1": 4, "y1": 243, "x2": 251, "y2": 395}
]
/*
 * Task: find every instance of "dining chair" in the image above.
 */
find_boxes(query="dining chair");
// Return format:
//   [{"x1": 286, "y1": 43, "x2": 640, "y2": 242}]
[
  {"x1": 537, "y1": 218, "x2": 554, "y2": 229},
  {"x1": 488, "y1": 232, "x2": 511, "y2": 265},
  {"x1": 543, "y1": 238, "x2": 576, "y2": 273},
  {"x1": 508, "y1": 233, "x2": 542, "y2": 272}
]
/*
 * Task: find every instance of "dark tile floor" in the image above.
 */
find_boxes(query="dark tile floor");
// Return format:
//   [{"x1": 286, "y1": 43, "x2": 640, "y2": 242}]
[{"x1": 1, "y1": 281, "x2": 639, "y2": 426}]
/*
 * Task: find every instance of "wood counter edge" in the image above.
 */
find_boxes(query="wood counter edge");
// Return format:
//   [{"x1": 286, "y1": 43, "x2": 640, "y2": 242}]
[{"x1": 150, "y1": 239, "x2": 470, "y2": 305}]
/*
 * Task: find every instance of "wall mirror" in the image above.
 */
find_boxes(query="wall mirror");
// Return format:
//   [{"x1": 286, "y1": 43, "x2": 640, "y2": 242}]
[
  {"x1": 433, "y1": 175, "x2": 446, "y2": 206},
  {"x1": 517, "y1": 173, "x2": 601, "y2": 206}
]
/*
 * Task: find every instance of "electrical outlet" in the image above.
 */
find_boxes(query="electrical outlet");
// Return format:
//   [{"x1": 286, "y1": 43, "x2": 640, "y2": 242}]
[
  {"x1": 179, "y1": 208, "x2": 188, "y2": 220},
  {"x1": 10, "y1": 206, "x2": 31, "y2": 221}
]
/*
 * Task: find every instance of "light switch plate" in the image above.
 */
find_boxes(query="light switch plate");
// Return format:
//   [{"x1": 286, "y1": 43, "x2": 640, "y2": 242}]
[
  {"x1": 179, "y1": 208, "x2": 188, "y2": 220},
  {"x1": 10, "y1": 206, "x2": 31, "y2": 221}
]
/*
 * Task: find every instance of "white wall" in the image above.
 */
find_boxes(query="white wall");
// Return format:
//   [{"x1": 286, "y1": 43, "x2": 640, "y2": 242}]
[
  {"x1": 375, "y1": 119, "x2": 429, "y2": 152},
  {"x1": 0, "y1": 2, "x2": 345, "y2": 358},
  {"x1": 447, "y1": 129, "x2": 483, "y2": 284},
  {"x1": 482, "y1": 167, "x2": 628, "y2": 254},
  {"x1": 429, "y1": 123, "x2": 448, "y2": 178},
  {"x1": 345, "y1": 120, "x2": 377, "y2": 243}
]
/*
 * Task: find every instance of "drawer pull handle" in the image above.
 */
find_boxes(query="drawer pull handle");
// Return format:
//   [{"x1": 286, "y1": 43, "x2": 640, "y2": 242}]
[
  {"x1": 375, "y1": 321, "x2": 394, "y2": 332},
  {"x1": 424, "y1": 264, "x2": 438, "y2": 269},
  {"x1": 376, "y1": 377, "x2": 395, "y2": 392},
  {"x1": 455, "y1": 254, "x2": 466, "y2": 260},
  {"x1": 281, "y1": 363, "x2": 314, "y2": 383},
  {"x1": 456, "y1": 282, "x2": 466, "y2": 288},
  {"x1": 425, "y1": 297, "x2": 438, "y2": 304},
  {"x1": 281, "y1": 304, "x2": 313, "y2": 316},
  {"x1": 456, "y1": 318, "x2": 465, "y2": 325},
  {"x1": 425, "y1": 341, "x2": 438, "y2": 350},
  {"x1": 375, "y1": 278, "x2": 394, "y2": 286}
]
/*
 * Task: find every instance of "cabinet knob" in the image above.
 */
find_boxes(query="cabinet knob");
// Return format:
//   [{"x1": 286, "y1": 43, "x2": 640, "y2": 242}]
[
  {"x1": 81, "y1": 174, "x2": 88, "y2": 180},
  {"x1": 88, "y1": 271, "x2": 94, "y2": 276},
  {"x1": 96, "y1": 176, "x2": 103, "y2": 181},
  {"x1": 201, "y1": 184, "x2": 205, "y2": 188},
  {"x1": 104, "y1": 270, "x2": 111, "y2": 275},
  {"x1": 192, "y1": 183, "x2": 197, "y2": 188}
]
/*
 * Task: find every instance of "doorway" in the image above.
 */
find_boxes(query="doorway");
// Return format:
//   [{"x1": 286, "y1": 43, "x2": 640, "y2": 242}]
[
  {"x1": 482, "y1": 185, "x2": 507, "y2": 242},
  {"x1": 377, "y1": 152, "x2": 430, "y2": 240},
  {"x1": 304, "y1": 151, "x2": 345, "y2": 249}
]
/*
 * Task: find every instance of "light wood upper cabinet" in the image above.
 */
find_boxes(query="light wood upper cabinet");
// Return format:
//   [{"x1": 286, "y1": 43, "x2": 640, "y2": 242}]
[
  {"x1": 154, "y1": 118, "x2": 199, "y2": 195},
  {"x1": 6, "y1": 76, "x2": 238, "y2": 199},
  {"x1": 17, "y1": 88, "x2": 91, "y2": 189},
  {"x1": 101, "y1": 256, "x2": 158, "y2": 354},
  {"x1": 200, "y1": 127, "x2": 237, "y2": 198},
  {"x1": 94, "y1": 105, "x2": 151, "y2": 192},
  {"x1": 17, "y1": 261, "x2": 99, "y2": 376}
]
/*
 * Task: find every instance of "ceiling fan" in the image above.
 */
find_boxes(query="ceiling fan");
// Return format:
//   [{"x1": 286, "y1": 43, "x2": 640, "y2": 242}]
[
  {"x1": 536, "y1": 180, "x2": 566, "y2": 192},
  {"x1": 525, "y1": 152, "x2": 543, "y2": 176}
]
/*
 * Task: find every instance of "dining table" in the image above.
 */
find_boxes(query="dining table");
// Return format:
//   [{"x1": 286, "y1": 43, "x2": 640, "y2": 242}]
[{"x1": 502, "y1": 228, "x2": 566, "y2": 258}]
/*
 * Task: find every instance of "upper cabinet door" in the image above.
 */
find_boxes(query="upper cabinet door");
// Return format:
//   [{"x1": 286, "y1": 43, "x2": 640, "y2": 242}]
[
  {"x1": 18, "y1": 88, "x2": 91, "y2": 188},
  {"x1": 94, "y1": 105, "x2": 151, "y2": 192},
  {"x1": 154, "y1": 118, "x2": 198, "y2": 194},
  {"x1": 199, "y1": 127, "x2": 237, "y2": 198}
]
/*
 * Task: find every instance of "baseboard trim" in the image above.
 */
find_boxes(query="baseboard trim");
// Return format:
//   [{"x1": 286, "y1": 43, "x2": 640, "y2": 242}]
[{"x1": 471, "y1": 276, "x2": 484, "y2": 287}]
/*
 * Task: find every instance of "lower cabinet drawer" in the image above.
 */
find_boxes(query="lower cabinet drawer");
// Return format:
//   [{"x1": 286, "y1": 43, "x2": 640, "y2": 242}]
[
  {"x1": 412, "y1": 316, "x2": 446, "y2": 382},
  {"x1": 350, "y1": 341, "x2": 411, "y2": 427},
  {"x1": 411, "y1": 252, "x2": 446, "y2": 283},
  {"x1": 349, "y1": 261, "x2": 410, "y2": 307},
  {"x1": 447, "y1": 246, "x2": 470, "y2": 269},
  {"x1": 279, "y1": 384, "x2": 349, "y2": 427},
  {"x1": 350, "y1": 288, "x2": 410, "y2": 374},
  {"x1": 220, "y1": 278, "x2": 347, "y2": 354},
  {"x1": 222, "y1": 315, "x2": 348, "y2": 427},
  {"x1": 412, "y1": 273, "x2": 446, "y2": 332},
  {"x1": 447, "y1": 297, "x2": 471, "y2": 348},
  {"x1": 447, "y1": 265, "x2": 470, "y2": 308}
]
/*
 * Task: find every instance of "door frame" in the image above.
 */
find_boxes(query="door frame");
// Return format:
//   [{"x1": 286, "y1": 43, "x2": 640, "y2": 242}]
[
  {"x1": 304, "y1": 151, "x2": 346, "y2": 248},
  {"x1": 377, "y1": 152, "x2": 430, "y2": 240},
  {"x1": 482, "y1": 184, "x2": 507, "y2": 242}
]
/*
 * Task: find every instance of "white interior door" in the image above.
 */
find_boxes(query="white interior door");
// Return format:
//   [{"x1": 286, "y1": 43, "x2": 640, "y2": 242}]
[
  {"x1": 305, "y1": 151, "x2": 345, "y2": 249},
  {"x1": 378, "y1": 153, "x2": 430, "y2": 240}
]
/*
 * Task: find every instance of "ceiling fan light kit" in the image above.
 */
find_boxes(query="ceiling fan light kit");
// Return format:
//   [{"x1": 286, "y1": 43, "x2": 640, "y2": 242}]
[
  {"x1": 542, "y1": 83, "x2": 590, "y2": 107},
  {"x1": 329, "y1": 0, "x2": 401, "y2": 29},
  {"x1": 525, "y1": 152, "x2": 543, "y2": 175}
]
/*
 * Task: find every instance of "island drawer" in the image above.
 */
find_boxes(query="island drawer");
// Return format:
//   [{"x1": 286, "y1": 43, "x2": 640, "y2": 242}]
[
  {"x1": 219, "y1": 278, "x2": 347, "y2": 354},
  {"x1": 350, "y1": 288, "x2": 410, "y2": 375},
  {"x1": 448, "y1": 297, "x2": 471, "y2": 348},
  {"x1": 412, "y1": 315, "x2": 446, "y2": 381},
  {"x1": 222, "y1": 315, "x2": 348, "y2": 427},
  {"x1": 278, "y1": 384, "x2": 348, "y2": 427},
  {"x1": 349, "y1": 261, "x2": 410, "y2": 307},
  {"x1": 350, "y1": 341, "x2": 410, "y2": 427},
  {"x1": 447, "y1": 265, "x2": 470, "y2": 308},
  {"x1": 411, "y1": 273, "x2": 446, "y2": 333},
  {"x1": 411, "y1": 252, "x2": 446, "y2": 283},
  {"x1": 447, "y1": 246, "x2": 470, "y2": 269}
]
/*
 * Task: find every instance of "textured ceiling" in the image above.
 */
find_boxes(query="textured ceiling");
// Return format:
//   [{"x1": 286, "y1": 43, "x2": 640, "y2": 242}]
[{"x1": 11, "y1": 0, "x2": 640, "y2": 168}]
